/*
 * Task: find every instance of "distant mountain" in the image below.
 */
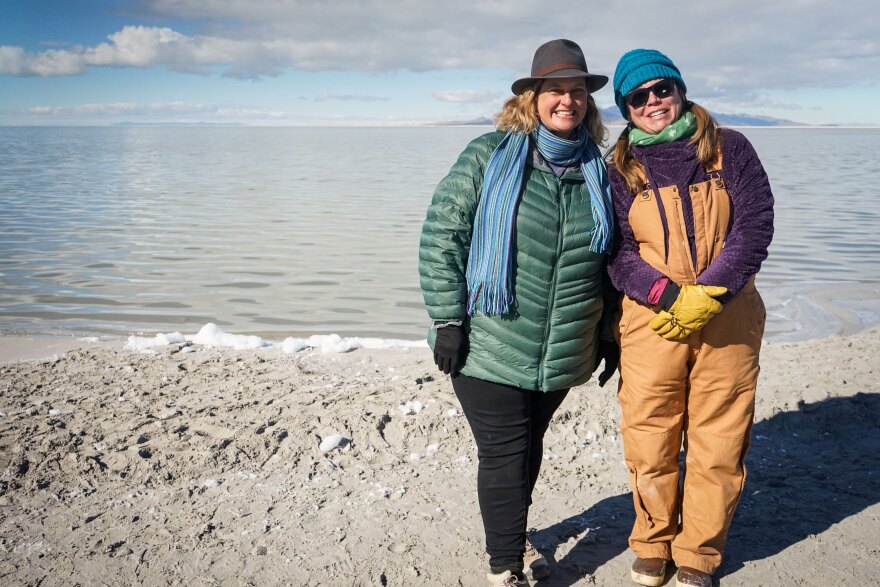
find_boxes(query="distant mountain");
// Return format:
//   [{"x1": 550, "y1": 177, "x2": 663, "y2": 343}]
[
  {"x1": 599, "y1": 106, "x2": 805, "y2": 127},
  {"x1": 712, "y1": 113, "x2": 808, "y2": 127},
  {"x1": 436, "y1": 109, "x2": 807, "y2": 128},
  {"x1": 113, "y1": 121, "x2": 244, "y2": 126},
  {"x1": 434, "y1": 117, "x2": 494, "y2": 126}
]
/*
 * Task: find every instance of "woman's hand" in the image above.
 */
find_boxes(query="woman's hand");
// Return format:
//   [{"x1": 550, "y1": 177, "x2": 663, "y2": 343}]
[
  {"x1": 650, "y1": 284, "x2": 727, "y2": 339},
  {"x1": 594, "y1": 340, "x2": 620, "y2": 387},
  {"x1": 660, "y1": 284, "x2": 727, "y2": 339},
  {"x1": 649, "y1": 310, "x2": 688, "y2": 339},
  {"x1": 433, "y1": 324, "x2": 468, "y2": 376}
]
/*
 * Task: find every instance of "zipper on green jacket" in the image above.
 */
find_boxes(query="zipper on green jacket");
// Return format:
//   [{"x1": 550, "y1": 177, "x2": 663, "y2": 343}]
[{"x1": 536, "y1": 176, "x2": 566, "y2": 391}]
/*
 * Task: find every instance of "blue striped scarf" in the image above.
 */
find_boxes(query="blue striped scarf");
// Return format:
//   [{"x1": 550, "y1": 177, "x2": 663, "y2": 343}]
[{"x1": 465, "y1": 124, "x2": 613, "y2": 316}]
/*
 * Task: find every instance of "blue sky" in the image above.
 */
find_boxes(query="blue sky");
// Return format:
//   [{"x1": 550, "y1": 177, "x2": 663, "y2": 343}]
[{"x1": 2, "y1": 0, "x2": 878, "y2": 126}]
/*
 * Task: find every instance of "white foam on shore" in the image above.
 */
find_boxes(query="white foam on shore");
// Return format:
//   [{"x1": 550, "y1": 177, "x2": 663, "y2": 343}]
[
  {"x1": 125, "y1": 323, "x2": 427, "y2": 354},
  {"x1": 192, "y1": 323, "x2": 270, "y2": 349},
  {"x1": 126, "y1": 331, "x2": 188, "y2": 350},
  {"x1": 280, "y1": 333, "x2": 427, "y2": 354}
]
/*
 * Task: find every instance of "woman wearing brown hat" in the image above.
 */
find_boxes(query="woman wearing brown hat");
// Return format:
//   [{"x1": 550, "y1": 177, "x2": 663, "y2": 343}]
[
  {"x1": 419, "y1": 39, "x2": 619, "y2": 587},
  {"x1": 608, "y1": 49, "x2": 774, "y2": 587}
]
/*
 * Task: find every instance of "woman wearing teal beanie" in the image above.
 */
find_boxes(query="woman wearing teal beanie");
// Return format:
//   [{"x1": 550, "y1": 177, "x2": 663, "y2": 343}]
[{"x1": 606, "y1": 49, "x2": 774, "y2": 587}]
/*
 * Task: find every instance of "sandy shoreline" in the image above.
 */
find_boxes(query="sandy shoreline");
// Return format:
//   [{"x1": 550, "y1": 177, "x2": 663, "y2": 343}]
[{"x1": 1, "y1": 330, "x2": 878, "y2": 586}]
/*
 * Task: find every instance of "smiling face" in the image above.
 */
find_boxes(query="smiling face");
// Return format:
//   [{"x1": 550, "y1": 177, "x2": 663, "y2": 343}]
[
  {"x1": 627, "y1": 77, "x2": 684, "y2": 134},
  {"x1": 536, "y1": 78, "x2": 589, "y2": 138}
]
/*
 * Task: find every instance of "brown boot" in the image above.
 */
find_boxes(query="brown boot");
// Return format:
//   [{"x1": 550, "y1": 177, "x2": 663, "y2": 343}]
[
  {"x1": 630, "y1": 557, "x2": 667, "y2": 586},
  {"x1": 676, "y1": 566, "x2": 713, "y2": 587}
]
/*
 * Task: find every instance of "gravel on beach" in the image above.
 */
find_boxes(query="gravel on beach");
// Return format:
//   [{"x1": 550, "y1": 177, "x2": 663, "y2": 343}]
[{"x1": 1, "y1": 329, "x2": 878, "y2": 586}]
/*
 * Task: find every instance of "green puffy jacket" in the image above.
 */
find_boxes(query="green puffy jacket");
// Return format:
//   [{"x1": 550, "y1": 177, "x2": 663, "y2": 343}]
[{"x1": 419, "y1": 131, "x2": 618, "y2": 391}]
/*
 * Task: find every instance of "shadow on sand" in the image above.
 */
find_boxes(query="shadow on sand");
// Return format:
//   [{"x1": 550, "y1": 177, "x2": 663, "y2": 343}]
[{"x1": 531, "y1": 392, "x2": 880, "y2": 586}]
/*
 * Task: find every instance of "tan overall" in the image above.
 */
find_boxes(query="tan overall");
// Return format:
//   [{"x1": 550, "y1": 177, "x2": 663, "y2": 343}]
[{"x1": 616, "y1": 154, "x2": 766, "y2": 573}]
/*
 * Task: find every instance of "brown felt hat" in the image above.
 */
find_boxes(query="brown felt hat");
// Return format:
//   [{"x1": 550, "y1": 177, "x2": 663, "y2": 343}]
[{"x1": 511, "y1": 39, "x2": 608, "y2": 95}]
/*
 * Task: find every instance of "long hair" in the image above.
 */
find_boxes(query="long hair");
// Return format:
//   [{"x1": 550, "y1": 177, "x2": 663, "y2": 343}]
[
  {"x1": 494, "y1": 86, "x2": 608, "y2": 147},
  {"x1": 610, "y1": 95, "x2": 721, "y2": 194}
]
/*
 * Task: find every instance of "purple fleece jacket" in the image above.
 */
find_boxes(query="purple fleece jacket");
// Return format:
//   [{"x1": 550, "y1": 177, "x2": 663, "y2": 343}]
[{"x1": 607, "y1": 129, "x2": 774, "y2": 304}]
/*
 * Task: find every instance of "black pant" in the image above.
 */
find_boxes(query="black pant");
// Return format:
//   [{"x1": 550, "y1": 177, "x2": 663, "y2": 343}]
[{"x1": 452, "y1": 374, "x2": 569, "y2": 568}]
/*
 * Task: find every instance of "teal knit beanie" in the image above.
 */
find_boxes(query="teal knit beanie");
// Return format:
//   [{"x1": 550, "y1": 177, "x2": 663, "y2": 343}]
[{"x1": 613, "y1": 49, "x2": 686, "y2": 120}]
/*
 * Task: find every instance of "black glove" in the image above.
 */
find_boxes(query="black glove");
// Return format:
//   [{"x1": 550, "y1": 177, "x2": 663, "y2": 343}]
[
  {"x1": 594, "y1": 339, "x2": 620, "y2": 387},
  {"x1": 434, "y1": 324, "x2": 467, "y2": 377}
]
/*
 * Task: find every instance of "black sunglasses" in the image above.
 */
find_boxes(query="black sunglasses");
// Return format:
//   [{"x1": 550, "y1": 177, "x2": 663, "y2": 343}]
[{"x1": 625, "y1": 79, "x2": 677, "y2": 108}]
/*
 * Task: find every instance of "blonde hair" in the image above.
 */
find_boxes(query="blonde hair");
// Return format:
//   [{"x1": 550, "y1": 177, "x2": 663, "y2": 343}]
[
  {"x1": 610, "y1": 97, "x2": 721, "y2": 194},
  {"x1": 494, "y1": 84, "x2": 608, "y2": 147}
]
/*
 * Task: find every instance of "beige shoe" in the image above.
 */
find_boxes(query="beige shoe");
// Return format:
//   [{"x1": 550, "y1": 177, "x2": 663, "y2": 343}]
[
  {"x1": 631, "y1": 557, "x2": 668, "y2": 586},
  {"x1": 523, "y1": 537, "x2": 550, "y2": 580},
  {"x1": 486, "y1": 569, "x2": 529, "y2": 587}
]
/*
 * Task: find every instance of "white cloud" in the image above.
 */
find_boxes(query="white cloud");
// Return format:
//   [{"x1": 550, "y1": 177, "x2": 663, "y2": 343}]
[
  {"x1": 21, "y1": 101, "x2": 286, "y2": 122},
  {"x1": 433, "y1": 90, "x2": 500, "y2": 104},
  {"x1": 0, "y1": 26, "x2": 298, "y2": 78},
  {"x1": 138, "y1": 1, "x2": 880, "y2": 72},
  {"x1": 315, "y1": 93, "x2": 390, "y2": 102},
  {"x1": 2, "y1": 0, "x2": 879, "y2": 115},
  {"x1": 0, "y1": 45, "x2": 87, "y2": 76},
  {"x1": 1, "y1": 27, "x2": 194, "y2": 76},
  {"x1": 0, "y1": 46, "x2": 30, "y2": 75}
]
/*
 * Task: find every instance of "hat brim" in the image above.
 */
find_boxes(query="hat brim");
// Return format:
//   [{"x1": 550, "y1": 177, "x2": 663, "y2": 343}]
[{"x1": 511, "y1": 70, "x2": 609, "y2": 95}]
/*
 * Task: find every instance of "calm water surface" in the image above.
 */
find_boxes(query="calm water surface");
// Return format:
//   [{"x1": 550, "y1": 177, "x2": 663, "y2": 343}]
[{"x1": 1, "y1": 126, "x2": 878, "y2": 341}]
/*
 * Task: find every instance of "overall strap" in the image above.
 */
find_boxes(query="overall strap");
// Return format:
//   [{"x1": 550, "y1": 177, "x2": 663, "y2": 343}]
[
  {"x1": 705, "y1": 150, "x2": 724, "y2": 180},
  {"x1": 691, "y1": 149, "x2": 730, "y2": 275}
]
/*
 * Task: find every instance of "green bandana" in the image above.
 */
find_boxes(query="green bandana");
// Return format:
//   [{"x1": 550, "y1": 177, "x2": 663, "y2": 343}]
[{"x1": 629, "y1": 110, "x2": 697, "y2": 146}]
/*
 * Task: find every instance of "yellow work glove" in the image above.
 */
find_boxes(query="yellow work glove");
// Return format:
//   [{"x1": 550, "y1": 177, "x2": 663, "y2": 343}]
[
  {"x1": 649, "y1": 310, "x2": 689, "y2": 340},
  {"x1": 669, "y1": 284, "x2": 727, "y2": 330},
  {"x1": 649, "y1": 285, "x2": 728, "y2": 340}
]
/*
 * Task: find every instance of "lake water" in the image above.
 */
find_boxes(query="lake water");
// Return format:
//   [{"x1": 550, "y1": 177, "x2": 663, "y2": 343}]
[{"x1": 1, "y1": 126, "x2": 878, "y2": 342}]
